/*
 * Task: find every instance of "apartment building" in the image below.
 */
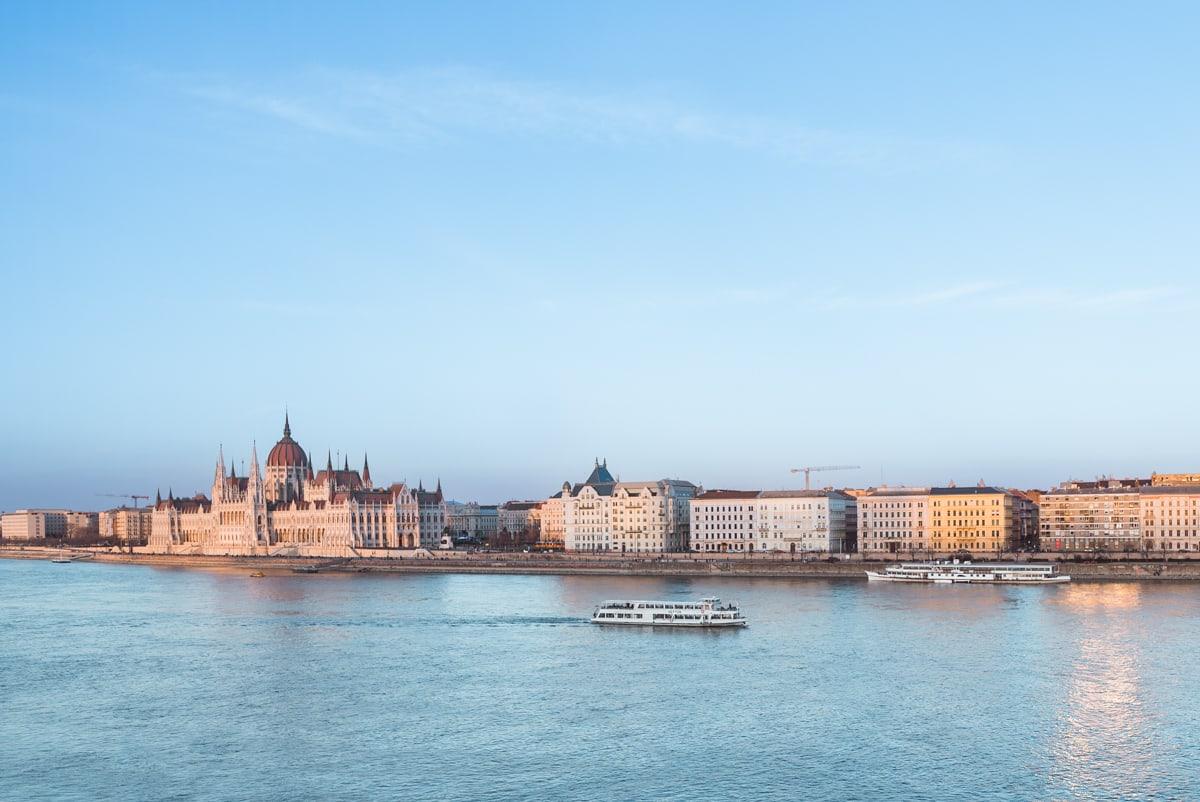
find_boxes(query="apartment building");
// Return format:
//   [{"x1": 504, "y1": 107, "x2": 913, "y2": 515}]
[
  {"x1": 1038, "y1": 486, "x2": 1142, "y2": 552},
  {"x1": 1140, "y1": 486, "x2": 1200, "y2": 553},
  {"x1": 690, "y1": 489, "x2": 856, "y2": 553},
  {"x1": 857, "y1": 488, "x2": 931, "y2": 554}
]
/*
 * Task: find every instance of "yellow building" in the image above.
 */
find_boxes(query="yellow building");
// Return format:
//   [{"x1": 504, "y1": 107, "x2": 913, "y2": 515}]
[
  {"x1": 100, "y1": 506, "x2": 153, "y2": 545},
  {"x1": 929, "y1": 486, "x2": 1017, "y2": 554}
]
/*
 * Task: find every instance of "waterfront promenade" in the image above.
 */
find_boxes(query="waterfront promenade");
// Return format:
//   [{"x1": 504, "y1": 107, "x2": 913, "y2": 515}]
[{"x1": 4, "y1": 545, "x2": 1200, "y2": 580}]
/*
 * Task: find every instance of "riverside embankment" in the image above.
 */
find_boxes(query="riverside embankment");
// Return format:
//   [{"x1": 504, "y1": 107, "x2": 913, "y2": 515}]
[{"x1": 4, "y1": 546, "x2": 1200, "y2": 579}]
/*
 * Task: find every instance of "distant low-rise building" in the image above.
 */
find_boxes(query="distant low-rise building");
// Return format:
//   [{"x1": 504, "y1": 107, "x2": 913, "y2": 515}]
[
  {"x1": 479, "y1": 505, "x2": 499, "y2": 538},
  {"x1": 498, "y1": 501, "x2": 541, "y2": 536},
  {"x1": 1, "y1": 509, "x2": 83, "y2": 541}
]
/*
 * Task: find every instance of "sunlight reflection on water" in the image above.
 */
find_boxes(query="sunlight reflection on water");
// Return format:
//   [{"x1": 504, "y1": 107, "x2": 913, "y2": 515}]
[{"x1": 1, "y1": 562, "x2": 1198, "y2": 802}]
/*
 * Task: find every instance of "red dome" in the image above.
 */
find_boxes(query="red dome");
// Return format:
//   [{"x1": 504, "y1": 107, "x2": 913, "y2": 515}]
[{"x1": 267, "y1": 414, "x2": 308, "y2": 468}]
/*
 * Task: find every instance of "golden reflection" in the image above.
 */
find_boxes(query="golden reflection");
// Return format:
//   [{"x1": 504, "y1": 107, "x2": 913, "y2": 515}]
[
  {"x1": 1048, "y1": 586, "x2": 1159, "y2": 799},
  {"x1": 1051, "y1": 581, "x2": 1142, "y2": 610}
]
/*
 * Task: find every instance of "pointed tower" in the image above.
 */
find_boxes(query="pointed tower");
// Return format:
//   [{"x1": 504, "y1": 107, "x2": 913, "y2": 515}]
[
  {"x1": 155, "y1": 488, "x2": 162, "y2": 506},
  {"x1": 248, "y1": 441, "x2": 264, "y2": 500},
  {"x1": 343, "y1": 455, "x2": 349, "y2": 472},
  {"x1": 362, "y1": 453, "x2": 372, "y2": 487},
  {"x1": 247, "y1": 441, "x2": 268, "y2": 547},
  {"x1": 213, "y1": 445, "x2": 228, "y2": 503},
  {"x1": 326, "y1": 450, "x2": 333, "y2": 473}
]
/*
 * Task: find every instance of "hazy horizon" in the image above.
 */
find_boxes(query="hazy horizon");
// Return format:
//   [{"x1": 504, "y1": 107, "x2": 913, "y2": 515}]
[{"x1": 3, "y1": 2, "x2": 1198, "y2": 510}]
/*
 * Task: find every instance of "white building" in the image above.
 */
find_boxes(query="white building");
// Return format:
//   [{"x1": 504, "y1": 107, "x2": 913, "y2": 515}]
[
  {"x1": 1141, "y1": 486, "x2": 1200, "y2": 553},
  {"x1": 446, "y1": 501, "x2": 479, "y2": 537},
  {"x1": 557, "y1": 459, "x2": 699, "y2": 553},
  {"x1": 414, "y1": 480, "x2": 447, "y2": 548},
  {"x1": 1, "y1": 509, "x2": 77, "y2": 541},
  {"x1": 690, "y1": 489, "x2": 857, "y2": 553},
  {"x1": 146, "y1": 415, "x2": 420, "y2": 557},
  {"x1": 498, "y1": 501, "x2": 541, "y2": 536},
  {"x1": 856, "y1": 488, "x2": 932, "y2": 554}
]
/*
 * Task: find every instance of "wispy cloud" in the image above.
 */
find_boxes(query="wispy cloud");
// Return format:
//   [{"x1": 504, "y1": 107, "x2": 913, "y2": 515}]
[
  {"x1": 814, "y1": 281, "x2": 1177, "y2": 313},
  {"x1": 822, "y1": 281, "x2": 1004, "y2": 310},
  {"x1": 188, "y1": 66, "x2": 990, "y2": 170},
  {"x1": 989, "y1": 286, "x2": 1175, "y2": 310},
  {"x1": 192, "y1": 86, "x2": 375, "y2": 141}
]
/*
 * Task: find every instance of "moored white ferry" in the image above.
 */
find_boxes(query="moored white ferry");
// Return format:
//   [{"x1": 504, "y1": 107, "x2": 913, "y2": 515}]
[
  {"x1": 866, "y1": 561, "x2": 1070, "y2": 584},
  {"x1": 591, "y1": 597, "x2": 747, "y2": 627}
]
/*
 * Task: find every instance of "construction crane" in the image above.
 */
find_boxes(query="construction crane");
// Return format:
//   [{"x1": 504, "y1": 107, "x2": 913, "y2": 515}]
[
  {"x1": 789, "y1": 465, "x2": 860, "y2": 490},
  {"x1": 97, "y1": 493, "x2": 150, "y2": 508}
]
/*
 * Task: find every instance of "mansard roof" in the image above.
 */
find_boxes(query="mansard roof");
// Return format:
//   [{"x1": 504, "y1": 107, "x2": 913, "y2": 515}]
[
  {"x1": 584, "y1": 458, "x2": 615, "y2": 486},
  {"x1": 571, "y1": 482, "x2": 614, "y2": 497}
]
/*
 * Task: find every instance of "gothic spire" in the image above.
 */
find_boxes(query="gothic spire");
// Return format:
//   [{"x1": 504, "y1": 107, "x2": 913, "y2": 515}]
[
  {"x1": 362, "y1": 453, "x2": 371, "y2": 487},
  {"x1": 326, "y1": 450, "x2": 333, "y2": 472},
  {"x1": 283, "y1": 410, "x2": 291, "y2": 438},
  {"x1": 155, "y1": 488, "x2": 161, "y2": 505},
  {"x1": 343, "y1": 455, "x2": 349, "y2": 472}
]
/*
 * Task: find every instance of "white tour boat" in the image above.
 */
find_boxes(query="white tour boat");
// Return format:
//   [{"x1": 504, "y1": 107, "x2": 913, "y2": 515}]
[
  {"x1": 591, "y1": 597, "x2": 747, "y2": 628},
  {"x1": 865, "y1": 561, "x2": 1070, "y2": 584}
]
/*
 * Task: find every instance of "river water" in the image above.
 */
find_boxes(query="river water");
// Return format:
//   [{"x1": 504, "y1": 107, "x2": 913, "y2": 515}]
[{"x1": 1, "y1": 559, "x2": 1197, "y2": 801}]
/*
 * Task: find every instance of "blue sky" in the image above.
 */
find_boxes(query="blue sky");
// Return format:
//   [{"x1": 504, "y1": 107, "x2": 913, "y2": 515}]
[{"x1": 2, "y1": 1, "x2": 1198, "y2": 510}]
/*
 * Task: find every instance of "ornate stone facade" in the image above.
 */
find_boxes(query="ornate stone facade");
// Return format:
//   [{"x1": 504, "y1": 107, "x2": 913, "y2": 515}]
[
  {"x1": 147, "y1": 416, "x2": 419, "y2": 556},
  {"x1": 556, "y1": 459, "x2": 699, "y2": 553}
]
